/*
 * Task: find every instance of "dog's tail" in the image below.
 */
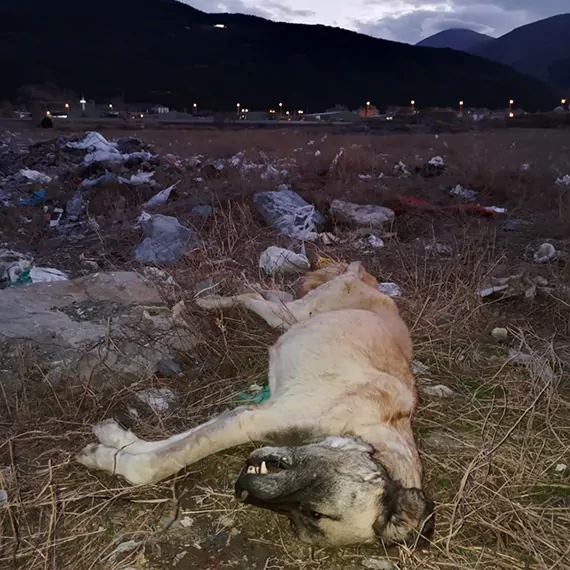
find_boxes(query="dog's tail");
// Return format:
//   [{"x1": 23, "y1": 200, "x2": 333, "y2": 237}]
[{"x1": 298, "y1": 260, "x2": 379, "y2": 298}]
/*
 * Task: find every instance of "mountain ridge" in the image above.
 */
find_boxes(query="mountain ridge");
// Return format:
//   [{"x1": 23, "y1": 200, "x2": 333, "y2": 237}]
[{"x1": 0, "y1": 0, "x2": 558, "y2": 111}]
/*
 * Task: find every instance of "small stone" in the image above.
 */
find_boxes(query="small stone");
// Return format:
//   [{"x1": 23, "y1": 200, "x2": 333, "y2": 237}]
[
  {"x1": 491, "y1": 327, "x2": 508, "y2": 342},
  {"x1": 362, "y1": 558, "x2": 395, "y2": 570}
]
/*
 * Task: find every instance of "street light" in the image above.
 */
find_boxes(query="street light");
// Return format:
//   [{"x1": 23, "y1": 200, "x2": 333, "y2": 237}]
[
  {"x1": 508, "y1": 99, "x2": 514, "y2": 111},
  {"x1": 562, "y1": 98, "x2": 567, "y2": 106},
  {"x1": 64, "y1": 102, "x2": 70, "y2": 110},
  {"x1": 193, "y1": 102, "x2": 197, "y2": 115},
  {"x1": 366, "y1": 101, "x2": 371, "y2": 117},
  {"x1": 109, "y1": 103, "x2": 113, "y2": 109},
  {"x1": 410, "y1": 100, "x2": 416, "y2": 112},
  {"x1": 279, "y1": 101, "x2": 283, "y2": 118},
  {"x1": 459, "y1": 100, "x2": 464, "y2": 112}
]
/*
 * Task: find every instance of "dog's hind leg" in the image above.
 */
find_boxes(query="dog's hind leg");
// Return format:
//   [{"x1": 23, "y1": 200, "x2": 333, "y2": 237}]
[{"x1": 76, "y1": 404, "x2": 301, "y2": 485}]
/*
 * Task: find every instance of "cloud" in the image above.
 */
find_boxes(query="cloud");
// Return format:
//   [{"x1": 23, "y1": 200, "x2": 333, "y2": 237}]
[
  {"x1": 355, "y1": 1, "x2": 568, "y2": 43},
  {"x1": 183, "y1": 0, "x2": 315, "y2": 20}
]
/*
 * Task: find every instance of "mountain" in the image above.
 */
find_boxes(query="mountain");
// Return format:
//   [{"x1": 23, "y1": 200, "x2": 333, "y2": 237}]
[
  {"x1": 417, "y1": 29, "x2": 493, "y2": 51},
  {"x1": 470, "y1": 14, "x2": 570, "y2": 89},
  {"x1": 0, "y1": 0, "x2": 558, "y2": 111}
]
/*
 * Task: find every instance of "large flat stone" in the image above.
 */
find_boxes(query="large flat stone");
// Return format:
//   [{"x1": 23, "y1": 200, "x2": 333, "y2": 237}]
[{"x1": 0, "y1": 272, "x2": 198, "y2": 388}]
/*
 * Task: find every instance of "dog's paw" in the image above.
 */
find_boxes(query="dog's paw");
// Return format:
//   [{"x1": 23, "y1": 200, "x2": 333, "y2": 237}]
[{"x1": 92, "y1": 419, "x2": 139, "y2": 450}]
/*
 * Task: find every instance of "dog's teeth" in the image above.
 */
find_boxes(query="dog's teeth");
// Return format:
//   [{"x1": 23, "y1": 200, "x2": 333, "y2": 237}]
[
  {"x1": 247, "y1": 465, "x2": 256, "y2": 474},
  {"x1": 260, "y1": 461, "x2": 269, "y2": 475}
]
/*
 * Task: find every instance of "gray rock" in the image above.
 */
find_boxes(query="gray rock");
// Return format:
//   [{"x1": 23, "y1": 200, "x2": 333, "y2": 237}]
[
  {"x1": 190, "y1": 205, "x2": 213, "y2": 217},
  {"x1": 330, "y1": 199, "x2": 395, "y2": 228},
  {"x1": 491, "y1": 327, "x2": 508, "y2": 342},
  {"x1": 0, "y1": 271, "x2": 198, "y2": 389},
  {"x1": 133, "y1": 214, "x2": 200, "y2": 266},
  {"x1": 253, "y1": 189, "x2": 324, "y2": 239}
]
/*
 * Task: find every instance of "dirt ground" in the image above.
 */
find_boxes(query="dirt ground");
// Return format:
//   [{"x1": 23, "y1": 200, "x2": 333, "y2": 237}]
[{"x1": 1, "y1": 124, "x2": 569, "y2": 570}]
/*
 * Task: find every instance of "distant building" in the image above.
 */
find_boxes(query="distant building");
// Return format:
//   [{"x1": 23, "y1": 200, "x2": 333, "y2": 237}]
[
  {"x1": 358, "y1": 104, "x2": 379, "y2": 118},
  {"x1": 150, "y1": 104, "x2": 170, "y2": 114}
]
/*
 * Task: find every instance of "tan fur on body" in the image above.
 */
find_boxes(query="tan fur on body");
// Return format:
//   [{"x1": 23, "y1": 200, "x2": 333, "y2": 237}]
[{"x1": 77, "y1": 261, "x2": 431, "y2": 548}]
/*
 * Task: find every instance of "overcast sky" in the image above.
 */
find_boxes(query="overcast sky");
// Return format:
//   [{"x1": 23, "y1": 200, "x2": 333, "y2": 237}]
[{"x1": 183, "y1": 1, "x2": 567, "y2": 44}]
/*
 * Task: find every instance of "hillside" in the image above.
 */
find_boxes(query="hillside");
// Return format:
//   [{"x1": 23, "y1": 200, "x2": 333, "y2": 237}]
[
  {"x1": 0, "y1": 0, "x2": 559, "y2": 111},
  {"x1": 471, "y1": 14, "x2": 570, "y2": 89},
  {"x1": 417, "y1": 29, "x2": 493, "y2": 51}
]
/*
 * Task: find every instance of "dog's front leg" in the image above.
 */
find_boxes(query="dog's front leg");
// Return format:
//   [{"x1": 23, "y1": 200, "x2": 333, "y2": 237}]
[
  {"x1": 196, "y1": 293, "x2": 297, "y2": 329},
  {"x1": 76, "y1": 404, "x2": 292, "y2": 485}
]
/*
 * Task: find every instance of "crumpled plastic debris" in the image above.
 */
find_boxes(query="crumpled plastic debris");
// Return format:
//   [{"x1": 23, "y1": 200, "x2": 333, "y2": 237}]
[
  {"x1": 393, "y1": 161, "x2": 411, "y2": 177},
  {"x1": 143, "y1": 182, "x2": 179, "y2": 208},
  {"x1": 450, "y1": 184, "x2": 477, "y2": 201},
  {"x1": 135, "y1": 388, "x2": 176, "y2": 414},
  {"x1": 533, "y1": 243, "x2": 558, "y2": 264},
  {"x1": 479, "y1": 271, "x2": 549, "y2": 299},
  {"x1": 18, "y1": 189, "x2": 47, "y2": 206},
  {"x1": 253, "y1": 189, "x2": 324, "y2": 240},
  {"x1": 259, "y1": 246, "x2": 310, "y2": 275},
  {"x1": 67, "y1": 131, "x2": 153, "y2": 165},
  {"x1": 331, "y1": 199, "x2": 395, "y2": 228},
  {"x1": 19, "y1": 168, "x2": 52, "y2": 184},
  {"x1": 378, "y1": 282, "x2": 401, "y2": 297},
  {"x1": 118, "y1": 171, "x2": 156, "y2": 186},
  {"x1": 555, "y1": 174, "x2": 570, "y2": 187}
]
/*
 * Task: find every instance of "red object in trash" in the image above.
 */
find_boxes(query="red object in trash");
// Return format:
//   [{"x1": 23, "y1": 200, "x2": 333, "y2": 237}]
[{"x1": 395, "y1": 196, "x2": 497, "y2": 217}]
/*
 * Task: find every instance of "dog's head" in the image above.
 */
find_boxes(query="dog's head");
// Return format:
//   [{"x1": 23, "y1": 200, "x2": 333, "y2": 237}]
[{"x1": 235, "y1": 437, "x2": 434, "y2": 548}]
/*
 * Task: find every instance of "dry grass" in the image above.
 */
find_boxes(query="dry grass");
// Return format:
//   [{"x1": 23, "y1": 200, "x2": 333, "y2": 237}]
[{"x1": 1, "y1": 126, "x2": 570, "y2": 569}]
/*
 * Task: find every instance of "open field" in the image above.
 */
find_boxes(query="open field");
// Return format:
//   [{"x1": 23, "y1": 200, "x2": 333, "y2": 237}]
[{"x1": 1, "y1": 125, "x2": 569, "y2": 570}]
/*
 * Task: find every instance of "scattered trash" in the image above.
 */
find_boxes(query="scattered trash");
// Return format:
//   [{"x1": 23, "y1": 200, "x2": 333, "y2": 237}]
[
  {"x1": 555, "y1": 174, "x2": 570, "y2": 187},
  {"x1": 19, "y1": 168, "x2": 52, "y2": 184},
  {"x1": 143, "y1": 182, "x2": 178, "y2": 208},
  {"x1": 236, "y1": 384, "x2": 271, "y2": 404},
  {"x1": 105, "y1": 540, "x2": 142, "y2": 561},
  {"x1": 66, "y1": 191, "x2": 85, "y2": 220},
  {"x1": 119, "y1": 171, "x2": 156, "y2": 186},
  {"x1": 179, "y1": 516, "x2": 195, "y2": 528},
  {"x1": 330, "y1": 199, "x2": 395, "y2": 228},
  {"x1": 320, "y1": 232, "x2": 339, "y2": 245},
  {"x1": 393, "y1": 161, "x2": 411, "y2": 177},
  {"x1": 135, "y1": 388, "x2": 177, "y2": 414},
  {"x1": 502, "y1": 218, "x2": 531, "y2": 232},
  {"x1": 520, "y1": 163, "x2": 530, "y2": 171},
  {"x1": 259, "y1": 246, "x2": 310, "y2": 275},
  {"x1": 314, "y1": 150, "x2": 321, "y2": 157},
  {"x1": 18, "y1": 189, "x2": 47, "y2": 206},
  {"x1": 555, "y1": 463, "x2": 568, "y2": 473},
  {"x1": 533, "y1": 243, "x2": 558, "y2": 264},
  {"x1": 396, "y1": 196, "x2": 502, "y2": 218},
  {"x1": 416, "y1": 156, "x2": 446, "y2": 177},
  {"x1": 133, "y1": 214, "x2": 201, "y2": 266},
  {"x1": 253, "y1": 189, "x2": 324, "y2": 240},
  {"x1": 378, "y1": 282, "x2": 401, "y2": 297},
  {"x1": 491, "y1": 327, "x2": 508, "y2": 342},
  {"x1": 329, "y1": 148, "x2": 345, "y2": 172},
  {"x1": 483, "y1": 206, "x2": 507, "y2": 214},
  {"x1": 359, "y1": 234, "x2": 385, "y2": 250},
  {"x1": 18, "y1": 267, "x2": 68, "y2": 284},
  {"x1": 450, "y1": 184, "x2": 477, "y2": 201},
  {"x1": 479, "y1": 272, "x2": 549, "y2": 300},
  {"x1": 422, "y1": 384, "x2": 455, "y2": 398},
  {"x1": 0, "y1": 249, "x2": 32, "y2": 284}
]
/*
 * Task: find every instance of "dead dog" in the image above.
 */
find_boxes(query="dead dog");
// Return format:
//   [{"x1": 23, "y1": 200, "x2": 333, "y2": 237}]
[{"x1": 77, "y1": 261, "x2": 434, "y2": 548}]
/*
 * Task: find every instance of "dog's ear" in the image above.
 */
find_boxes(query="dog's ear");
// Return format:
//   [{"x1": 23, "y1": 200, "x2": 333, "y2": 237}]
[{"x1": 374, "y1": 486, "x2": 435, "y2": 547}]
